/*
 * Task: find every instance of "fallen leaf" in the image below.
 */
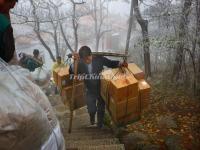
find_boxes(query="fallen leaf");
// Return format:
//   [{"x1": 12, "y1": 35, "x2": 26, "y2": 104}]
[
  {"x1": 188, "y1": 135, "x2": 193, "y2": 139},
  {"x1": 169, "y1": 129, "x2": 176, "y2": 134},
  {"x1": 181, "y1": 129, "x2": 184, "y2": 133}
]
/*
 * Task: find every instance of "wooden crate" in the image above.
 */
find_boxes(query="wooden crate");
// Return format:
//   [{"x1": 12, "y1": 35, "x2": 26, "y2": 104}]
[
  {"x1": 128, "y1": 63, "x2": 145, "y2": 80},
  {"x1": 53, "y1": 67, "x2": 60, "y2": 85},
  {"x1": 61, "y1": 83, "x2": 86, "y2": 110},
  {"x1": 111, "y1": 104, "x2": 141, "y2": 126},
  {"x1": 110, "y1": 72, "x2": 138, "y2": 102},
  {"x1": 138, "y1": 80, "x2": 151, "y2": 111},
  {"x1": 100, "y1": 69, "x2": 118, "y2": 104},
  {"x1": 109, "y1": 97, "x2": 126, "y2": 120},
  {"x1": 57, "y1": 66, "x2": 72, "y2": 89},
  {"x1": 112, "y1": 110, "x2": 141, "y2": 126},
  {"x1": 120, "y1": 111, "x2": 141, "y2": 126},
  {"x1": 109, "y1": 96, "x2": 140, "y2": 125},
  {"x1": 126, "y1": 96, "x2": 140, "y2": 115}
]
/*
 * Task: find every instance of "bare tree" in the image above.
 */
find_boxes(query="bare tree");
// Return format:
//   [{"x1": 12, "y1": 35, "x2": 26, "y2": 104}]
[
  {"x1": 133, "y1": 0, "x2": 151, "y2": 77},
  {"x1": 90, "y1": 0, "x2": 111, "y2": 51},
  {"x1": 172, "y1": 0, "x2": 193, "y2": 80},
  {"x1": 13, "y1": 0, "x2": 86, "y2": 60},
  {"x1": 30, "y1": 0, "x2": 56, "y2": 61},
  {"x1": 70, "y1": 0, "x2": 85, "y2": 52}
]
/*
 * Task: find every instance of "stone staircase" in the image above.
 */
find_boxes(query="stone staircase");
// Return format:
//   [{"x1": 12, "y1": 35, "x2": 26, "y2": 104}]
[
  {"x1": 49, "y1": 95, "x2": 125, "y2": 150},
  {"x1": 65, "y1": 127, "x2": 125, "y2": 150}
]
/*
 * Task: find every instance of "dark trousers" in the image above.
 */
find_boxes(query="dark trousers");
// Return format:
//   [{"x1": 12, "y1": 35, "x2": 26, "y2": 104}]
[{"x1": 86, "y1": 91, "x2": 105, "y2": 127}]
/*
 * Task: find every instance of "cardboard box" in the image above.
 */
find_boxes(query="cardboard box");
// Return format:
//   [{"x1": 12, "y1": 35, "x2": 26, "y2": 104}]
[
  {"x1": 138, "y1": 80, "x2": 151, "y2": 110},
  {"x1": 128, "y1": 63, "x2": 145, "y2": 80}
]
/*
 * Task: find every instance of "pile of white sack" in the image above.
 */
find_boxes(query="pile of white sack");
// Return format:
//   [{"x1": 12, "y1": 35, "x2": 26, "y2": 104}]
[{"x1": 0, "y1": 61, "x2": 65, "y2": 150}]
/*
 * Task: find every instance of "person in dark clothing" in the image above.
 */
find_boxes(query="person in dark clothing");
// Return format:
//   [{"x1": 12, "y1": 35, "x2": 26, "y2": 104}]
[
  {"x1": 19, "y1": 52, "x2": 43, "y2": 72},
  {"x1": 33, "y1": 49, "x2": 43, "y2": 63},
  {"x1": 71, "y1": 46, "x2": 127, "y2": 128},
  {"x1": 0, "y1": 0, "x2": 17, "y2": 63}
]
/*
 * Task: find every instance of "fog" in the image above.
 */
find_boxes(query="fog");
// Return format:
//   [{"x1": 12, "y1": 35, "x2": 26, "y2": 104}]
[{"x1": 11, "y1": 0, "x2": 190, "y2": 71}]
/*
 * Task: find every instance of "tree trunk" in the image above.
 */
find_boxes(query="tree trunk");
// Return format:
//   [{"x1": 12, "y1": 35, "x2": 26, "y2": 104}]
[
  {"x1": 172, "y1": 0, "x2": 192, "y2": 80},
  {"x1": 96, "y1": 34, "x2": 100, "y2": 51},
  {"x1": 133, "y1": 0, "x2": 151, "y2": 78},
  {"x1": 30, "y1": 0, "x2": 56, "y2": 62},
  {"x1": 53, "y1": 28, "x2": 60, "y2": 58},
  {"x1": 35, "y1": 31, "x2": 56, "y2": 62},
  {"x1": 196, "y1": 0, "x2": 200, "y2": 96},
  {"x1": 59, "y1": 22, "x2": 74, "y2": 53},
  {"x1": 93, "y1": 0, "x2": 99, "y2": 51}
]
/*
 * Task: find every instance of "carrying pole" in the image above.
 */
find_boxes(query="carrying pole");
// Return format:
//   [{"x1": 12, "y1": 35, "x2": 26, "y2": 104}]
[
  {"x1": 92, "y1": 52, "x2": 128, "y2": 58},
  {"x1": 68, "y1": 58, "x2": 78, "y2": 133}
]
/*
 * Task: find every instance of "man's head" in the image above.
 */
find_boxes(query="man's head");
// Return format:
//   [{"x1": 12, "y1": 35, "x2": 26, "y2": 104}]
[
  {"x1": 79, "y1": 46, "x2": 92, "y2": 64},
  {"x1": 18, "y1": 52, "x2": 25, "y2": 59},
  {"x1": 56, "y1": 56, "x2": 62, "y2": 64},
  {"x1": 33, "y1": 49, "x2": 40, "y2": 58},
  {"x1": 0, "y1": 0, "x2": 18, "y2": 13},
  {"x1": 0, "y1": 0, "x2": 4, "y2": 5}
]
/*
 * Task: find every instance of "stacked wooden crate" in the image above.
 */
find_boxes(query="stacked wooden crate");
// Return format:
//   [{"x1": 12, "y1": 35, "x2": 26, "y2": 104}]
[
  {"x1": 53, "y1": 66, "x2": 71, "y2": 87},
  {"x1": 61, "y1": 83, "x2": 86, "y2": 109},
  {"x1": 138, "y1": 80, "x2": 151, "y2": 111},
  {"x1": 53, "y1": 66, "x2": 86, "y2": 110},
  {"x1": 101, "y1": 63, "x2": 150, "y2": 126}
]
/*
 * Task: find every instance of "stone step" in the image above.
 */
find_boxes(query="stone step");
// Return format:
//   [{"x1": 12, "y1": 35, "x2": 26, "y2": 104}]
[
  {"x1": 76, "y1": 144, "x2": 125, "y2": 150},
  {"x1": 66, "y1": 138, "x2": 120, "y2": 148},
  {"x1": 71, "y1": 127, "x2": 112, "y2": 134},
  {"x1": 65, "y1": 130, "x2": 113, "y2": 137},
  {"x1": 65, "y1": 133, "x2": 114, "y2": 140}
]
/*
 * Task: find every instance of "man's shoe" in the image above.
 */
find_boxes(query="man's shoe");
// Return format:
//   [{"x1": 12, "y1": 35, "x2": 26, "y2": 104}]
[
  {"x1": 97, "y1": 123, "x2": 103, "y2": 129},
  {"x1": 90, "y1": 121, "x2": 95, "y2": 125}
]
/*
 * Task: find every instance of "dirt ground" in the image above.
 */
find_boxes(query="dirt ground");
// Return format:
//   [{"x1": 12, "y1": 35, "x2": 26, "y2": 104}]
[{"x1": 122, "y1": 78, "x2": 200, "y2": 150}]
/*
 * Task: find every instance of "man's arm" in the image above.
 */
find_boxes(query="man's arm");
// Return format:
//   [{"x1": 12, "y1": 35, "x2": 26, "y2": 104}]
[
  {"x1": 101, "y1": 56, "x2": 120, "y2": 68},
  {"x1": 2, "y1": 25, "x2": 15, "y2": 63},
  {"x1": 69, "y1": 61, "x2": 83, "y2": 74}
]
